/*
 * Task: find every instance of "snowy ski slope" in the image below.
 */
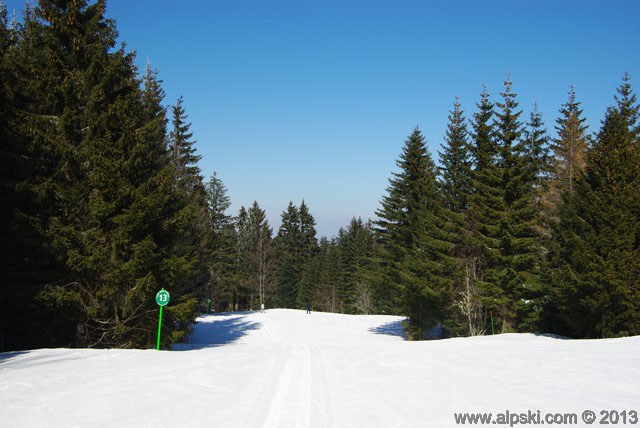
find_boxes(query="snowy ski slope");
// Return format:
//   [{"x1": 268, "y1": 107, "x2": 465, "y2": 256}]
[{"x1": 1, "y1": 309, "x2": 639, "y2": 427}]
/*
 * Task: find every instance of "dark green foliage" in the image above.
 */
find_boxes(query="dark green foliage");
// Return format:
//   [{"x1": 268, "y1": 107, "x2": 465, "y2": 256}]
[
  {"x1": 523, "y1": 104, "x2": 551, "y2": 190},
  {"x1": 439, "y1": 96, "x2": 473, "y2": 214},
  {"x1": 336, "y1": 218, "x2": 379, "y2": 314},
  {"x1": 0, "y1": 0, "x2": 206, "y2": 350},
  {"x1": 204, "y1": 173, "x2": 237, "y2": 312},
  {"x1": 273, "y1": 200, "x2": 318, "y2": 308},
  {"x1": 169, "y1": 96, "x2": 203, "y2": 194},
  {"x1": 539, "y1": 86, "x2": 590, "y2": 334},
  {"x1": 461, "y1": 85, "x2": 501, "y2": 335},
  {"x1": 491, "y1": 76, "x2": 544, "y2": 332},
  {"x1": 375, "y1": 128, "x2": 454, "y2": 339},
  {"x1": 552, "y1": 74, "x2": 640, "y2": 338},
  {"x1": 235, "y1": 202, "x2": 274, "y2": 310},
  {"x1": 302, "y1": 237, "x2": 341, "y2": 313}
]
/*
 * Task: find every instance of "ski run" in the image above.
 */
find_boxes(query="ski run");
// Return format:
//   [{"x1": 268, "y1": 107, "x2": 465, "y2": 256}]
[{"x1": 1, "y1": 309, "x2": 639, "y2": 427}]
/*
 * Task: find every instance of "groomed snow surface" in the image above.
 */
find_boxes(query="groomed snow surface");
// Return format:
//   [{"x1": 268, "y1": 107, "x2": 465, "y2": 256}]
[{"x1": 1, "y1": 309, "x2": 639, "y2": 427}]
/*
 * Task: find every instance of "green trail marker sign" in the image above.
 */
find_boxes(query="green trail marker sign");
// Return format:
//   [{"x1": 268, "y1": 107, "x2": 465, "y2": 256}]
[{"x1": 155, "y1": 289, "x2": 170, "y2": 350}]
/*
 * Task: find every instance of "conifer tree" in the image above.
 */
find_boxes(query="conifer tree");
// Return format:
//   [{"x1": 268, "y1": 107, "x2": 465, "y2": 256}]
[
  {"x1": 238, "y1": 202, "x2": 274, "y2": 309},
  {"x1": 301, "y1": 237, "x2": 341, "y2": 313},
  {"x1": 492, "y1": 75, "x2": 542, "y2": 331},
  {"x1": 295, "y1": 200, "x2": 319, "y2": 308},
  {"x1": 463, "y1": 85, "x2": 500, "y2": 335},
  {"x1": 439, "y1": 96, "x2": 473, "y2": 214},
  {"x1": 541, "y1": 86, "x2": 590, "y2": 334},
  {"x1": 376, "y1": 128, "x2": 453, "y2": 339},
  {"x1": 550, "y1": 85, "x2": 589, "y2": 199},
  {"x1": 204, "y1": 172, "x2": 236, "y2": 312},
  {"x1": 299, "y1": 200, "x2": 319, "y2": 260},
  {"x1": 523, "y1": 103, "x2": 551, "y2": 191},
  {"x1": 274, "y1": 202, "x2": 301, "y2": 307},
  {"x1": 169, "y1": 96, "x2": 202, "y2": 193},
  {"x1": 2, "y1": 0, "x2": 204, "y2": 349},
  {"x1": 274, "y1": 200, "x2": 318, "y2": 308},
  {"x1": 336, "y1": 218, "x2": 378, "y2": 314},
  {"x1": 555, "y1": 74, "x2": 640, "y2": 337}
]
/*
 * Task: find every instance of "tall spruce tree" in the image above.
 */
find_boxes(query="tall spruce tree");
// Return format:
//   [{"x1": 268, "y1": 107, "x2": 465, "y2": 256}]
[
  {"x1": 439, "y1": 96, "x2": 473, "y2": 214},
  {"x1": 169, "y1": 96, "x2": 202, "y2": 193},
  {"x1": 1, "y1": 0, "x2": 204, "y2": 349},
  {"x1": 438, "y1": 96, "x2": 482, "y2": 336},
  {"x1": 541, "y1": 86, "x2": 590, "y2": 334},
  {"x1": 237, "y1": 202, "x2": 274, "y2": 309},
  {"x1": 295, "y1": 200, "x2": 319, "y2": 307},
  {"x1": 492, "y1": 75, "x2": 542, "y2": 331},
  {"x1": 549, "y1": 85, "x2": 589, "y2": 201},
  {"x1": 376, "y1": 128, "x2": 452, "y2": 339},
  {"x1": 555, "y1": 74, "x2": 640, "y2": 337},
  {"x1": 274, "y1": 200, "x2": 318, "y2": 308},
  {"x1": 464, "y1": 85, "x2": 500, "y2": 335},
  {"x1": 301, "y1": 237, "x2": 341, "y2": 313},
  {"x1": 336, "y1": 218, "x2": 378, "y2": 314},
  {"x1": 274, "y1": 202, "x2": 301, "y2": 307},
  {"x1": 523, "y1": 103, "x2": 551, "y2": 191},
  {"x1": 204, "y1": 172, "x2": 236, "y2": 312}
]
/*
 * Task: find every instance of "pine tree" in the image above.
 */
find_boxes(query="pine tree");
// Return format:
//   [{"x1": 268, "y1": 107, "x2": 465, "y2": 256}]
[
  {"x1": 301, "y1": 237, "x2": 341, "y2": 313},
  {"x1": 169, "y1": 96, "x2": 202, "y2": 193},
  {"x1": 1, "y1": 0, "x2": 205, "y2": 349},
  {"x1": 299, "y1": 200, "x2": 319, "y2": 260},
  {"x1": 274, "y1": 202, "x2": 301, "y2": 307},
  {"x1": 492, "y1": 75, "x2": 542, "y2": 331},
  {"x1": 523, "y1": 103, "x2": 551, "y2": 191},
  {"x1": 295, "y1": 200, "x2": 319, "y2": 308},
  {"x1": 439, "y1": 96, "x2": 473, "y2": 214},
  {"x1": 234, "y1": 206, "x2": 252, "y2": 311},
  {"x1": 274, "y1": 200, "x2": 319, "y2": 308},
  {"x1": 438, "y1": 96, "x2": 486, "y2": 336},
  {"x1": 463, "y1": 85, "x2": 500, "y2": 336},
  {"x1": 556, "y1": 74, "x2": 640, "y2": 337},
  {"x1": 204, "y1": 172, "x2": 236, "y2": 312},
  {"x1": 336, "y1": 218, "x2": 377, "y2": 314},
  {"x1": 550, "y1": 85, "x2": 589, "y2": 197},
  {"x1": 376, "y1": 128, "x2": 453, "y2": 339},
  {"x1": 518, "y1": 104, "x2": 552, "y2": 330},
  {"x1": 541, "y1": 86, "x2": 590, "y2": 334},
  {"x1": 237, "y1": 202, "x2": 274, "y2": 309}
]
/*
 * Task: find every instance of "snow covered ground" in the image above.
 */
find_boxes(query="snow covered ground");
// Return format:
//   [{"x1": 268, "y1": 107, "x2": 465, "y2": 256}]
[{"x1": 1, "y1": 309, "x2": 639, "y2": 427}]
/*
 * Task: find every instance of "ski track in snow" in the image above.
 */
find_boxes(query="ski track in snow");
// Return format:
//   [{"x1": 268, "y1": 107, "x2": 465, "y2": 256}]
[{"x1": 1, "y1": 309, "x2": 640, "y2": 428}]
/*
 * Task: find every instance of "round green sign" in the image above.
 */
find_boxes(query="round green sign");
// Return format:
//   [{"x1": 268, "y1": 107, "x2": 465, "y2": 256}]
[{"x1": 156, "y1": 289, "x2": 170, "y2": 307}]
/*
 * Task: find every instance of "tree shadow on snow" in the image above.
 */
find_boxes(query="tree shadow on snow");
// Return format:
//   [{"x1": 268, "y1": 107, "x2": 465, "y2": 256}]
[
  {"x1": 369, "y1": 320, "x2": 408, "y2": 340},
  {"x1": 0, "y1": 350, "x2": 30, "y2": 364},
  {"x1": 173, "y1": 312, "x2": 262, "y2": 350}
]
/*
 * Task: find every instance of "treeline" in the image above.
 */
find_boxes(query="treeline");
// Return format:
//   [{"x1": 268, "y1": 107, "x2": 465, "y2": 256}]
[
  {"x1": 373, "y1": 75, "x2": 639, "y2": 340},
  {"x1": 1, "y1": 2, "x2": 638, "y2": 351}
]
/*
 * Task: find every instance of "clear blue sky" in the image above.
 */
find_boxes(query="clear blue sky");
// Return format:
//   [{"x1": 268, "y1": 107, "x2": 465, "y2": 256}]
[{"x1": 6, "y1": 0, "x2": 640, "y2": 237}]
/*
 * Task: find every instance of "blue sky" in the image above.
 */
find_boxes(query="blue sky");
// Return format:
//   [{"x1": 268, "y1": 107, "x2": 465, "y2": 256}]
[{"x1": 6, "y1": 0, "x2": 640, "y2": 237}]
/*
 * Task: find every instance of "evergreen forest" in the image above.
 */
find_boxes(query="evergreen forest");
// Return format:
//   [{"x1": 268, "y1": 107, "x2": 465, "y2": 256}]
[{"x1": 1, "y1": 1, "x2": 639, "y2": 351}]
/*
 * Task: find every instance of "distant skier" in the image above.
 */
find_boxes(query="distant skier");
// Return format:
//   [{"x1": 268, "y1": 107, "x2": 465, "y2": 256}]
[
  {"x1": 260, "y1": 303, "x2": 265, "y2": 313},
  {"x1": 306, "y1": 303, "x2": 311, "y2": 314}
]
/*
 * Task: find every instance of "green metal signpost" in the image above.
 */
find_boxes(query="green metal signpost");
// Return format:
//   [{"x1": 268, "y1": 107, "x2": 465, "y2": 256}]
[{"x1": 155, "y1": 289, "x2": 170, "y2": 350}]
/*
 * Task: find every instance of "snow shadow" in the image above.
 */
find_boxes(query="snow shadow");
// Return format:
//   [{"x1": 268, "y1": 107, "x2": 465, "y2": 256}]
[
  {"x1": 173, "y1": 312, "x2": 261, "y2": 350},
  {"x1": 0, "y1": 350, "x2": 30, "y2": 364},
  {"x1": 369, "y1": 320, "x2": 408, "y2": 340}
]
